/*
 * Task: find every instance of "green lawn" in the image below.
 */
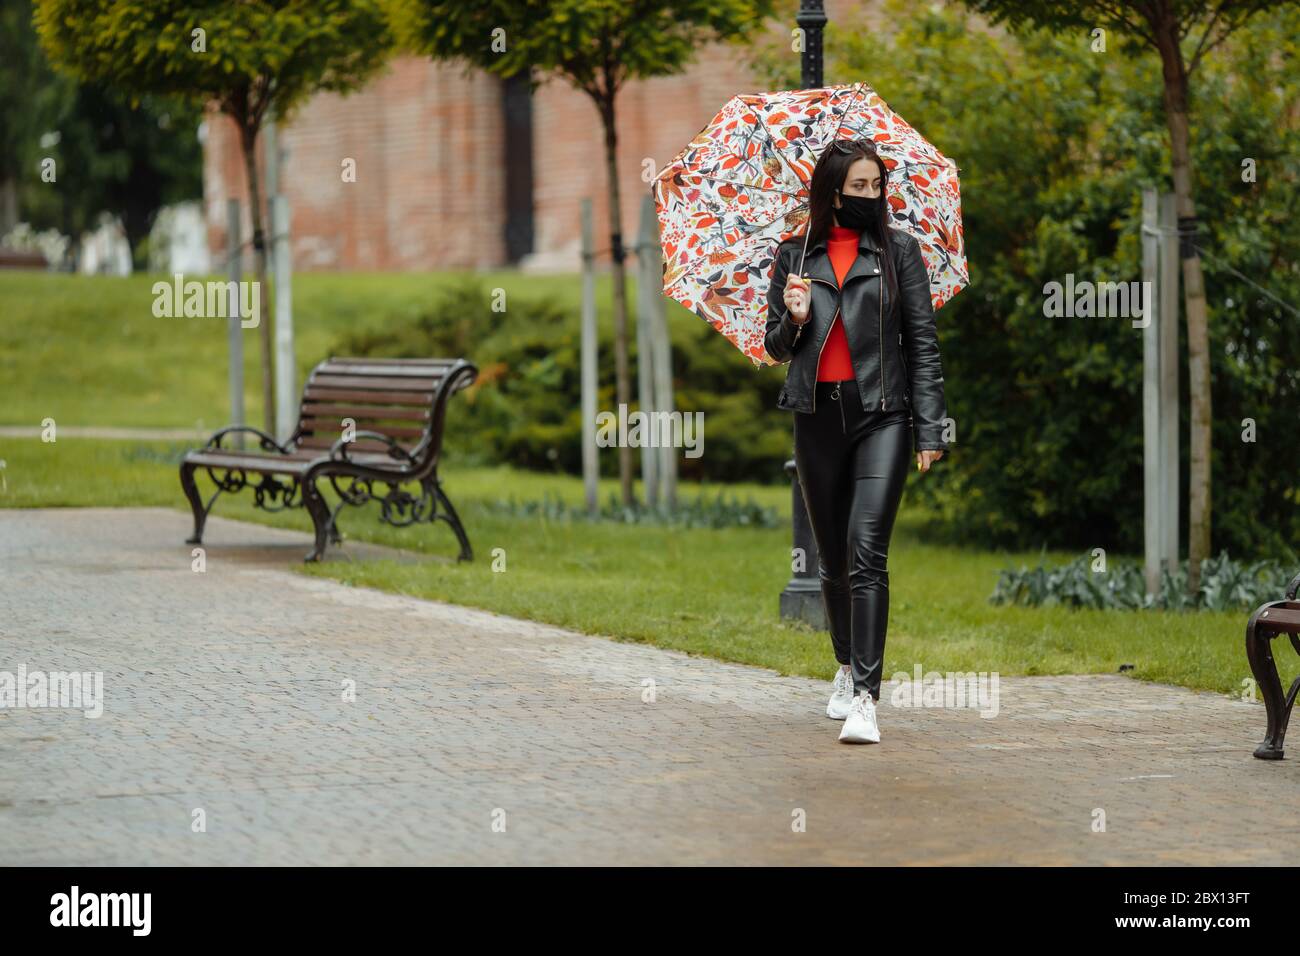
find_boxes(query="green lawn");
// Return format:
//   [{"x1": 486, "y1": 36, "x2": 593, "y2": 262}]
[
  {"x1": 0, "y1": 435, "x2": 1268, "y2": 698},
  {"x1": 0, "y1": 270, "x2": 599, "y2": 429}
]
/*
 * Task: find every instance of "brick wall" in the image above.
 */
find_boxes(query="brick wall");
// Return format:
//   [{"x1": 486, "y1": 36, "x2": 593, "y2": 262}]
[
  {"x1": 204, "y1": 57, "x2": 505, "y2": 272},
  {"x1": 202, "y1": 4, "x2": 875, "y2": 273}
]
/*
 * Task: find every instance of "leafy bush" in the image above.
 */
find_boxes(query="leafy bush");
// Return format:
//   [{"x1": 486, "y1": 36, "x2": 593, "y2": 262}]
[
  {"x1": 990, "y1": 549, "x2": 1298, "y2": 611},
  {"x1": 331, "y1": 274, "x2": 796, "y2": 484},
  {"x1": 476, "y1": 488, "x2": 779, "y2": 529}
]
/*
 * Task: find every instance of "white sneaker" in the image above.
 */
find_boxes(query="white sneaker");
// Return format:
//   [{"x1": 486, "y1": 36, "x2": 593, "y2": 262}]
[
  {"x1": 839, "y1": 693, "x2": 881, "y2": 744},
  {"x1": 826, "y1": 667, "x2": 854, "y2": 720}
]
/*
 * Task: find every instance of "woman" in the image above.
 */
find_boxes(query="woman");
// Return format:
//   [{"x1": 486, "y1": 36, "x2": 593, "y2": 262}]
[{"x1": 764, "y1": 139, "x2": 949, "y2": 745}]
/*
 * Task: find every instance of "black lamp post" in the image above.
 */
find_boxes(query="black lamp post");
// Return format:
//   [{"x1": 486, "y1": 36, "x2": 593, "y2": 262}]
[
  {"x1": 779, "y1": 0, "x2": 829, "y2": 628},
  {"x1": 796, "y1": 0, "x2": 827, "y2": 89}
]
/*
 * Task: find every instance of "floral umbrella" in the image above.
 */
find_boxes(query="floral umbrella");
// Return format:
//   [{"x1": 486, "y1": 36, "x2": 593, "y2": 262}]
[{"x1": 653, "y1": 82, "x2": 966, "y2": 368}]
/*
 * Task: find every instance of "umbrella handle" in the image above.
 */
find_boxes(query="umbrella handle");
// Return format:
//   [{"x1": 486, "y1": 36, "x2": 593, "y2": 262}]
[{"x1": 786, "y1": 273, "x2": 811, "y2": 322}]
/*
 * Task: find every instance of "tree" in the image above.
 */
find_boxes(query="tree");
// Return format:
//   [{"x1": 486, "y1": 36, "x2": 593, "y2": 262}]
[
  {"x1": 1, "y1": 0, "x2": 201, "y2": 265},
  {"x1": 35, "y1": 0, "x2": 395, "y2": 432},
  {"x1": 390, "y1": 0, "x2": 776, "y2": 506},
  {"x1": 957, "y1": 0, "x2": 1293, "y2": 593},
  {"x1": 0, "y1": 0, "x2": 57, "y2": 235},
  {"x1": 23, "y1": 84, "x2": 204, "y2": 266}
]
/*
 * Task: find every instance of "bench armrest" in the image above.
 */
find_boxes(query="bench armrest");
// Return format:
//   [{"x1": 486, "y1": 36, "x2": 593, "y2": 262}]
[
  {"x1": 1287, "y1": 571, "x2": 1300, "y2": 602},
  {"x1": 329, "y1": 430, "x2": 417, "y2": 466},
  {"x1": 204, "y1": 426, "x2": 293, "y2": 455}
]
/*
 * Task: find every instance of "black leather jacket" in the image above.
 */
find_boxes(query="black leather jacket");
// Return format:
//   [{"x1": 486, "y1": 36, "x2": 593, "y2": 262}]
[{"x1": 764, "y1": 226, "x2": 950, "y2": 452}]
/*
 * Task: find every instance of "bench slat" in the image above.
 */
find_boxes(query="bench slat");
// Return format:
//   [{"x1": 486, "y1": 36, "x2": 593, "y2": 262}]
[
  {"x1": 185, "y1": 448, "x2": 404, "y2": 471},
  {"x1": 326, "y1": 356, "x2": 455, "y2": 366},
  {"x1": 1259, "y1": 606, "x2": 1300, "y2": 632},
  {"x1": 297, "y1": 418, "x2": 426, "y2": 440},
  {"x1": 317, "y1": 361, "x2": 454, "y2": 378},
  {"x1": 302, "y1": 386, "x2": 432, "y2": 406},
  {"x1": 310, "y1": 373, "x2": 441, "y2": 391},
  {"x1": 297, "y1": 436, "x2": 411, "y2": 454},
  {"x1": 183, "y1": 451, "x2": 314, "y2": 474},
  {"x1": 297, "y1": 403, "x2": 430, "y2": 422}
]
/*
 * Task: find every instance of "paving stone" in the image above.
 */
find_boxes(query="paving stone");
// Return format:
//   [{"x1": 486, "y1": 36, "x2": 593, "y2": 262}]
[{"x1": 0, "y1": 507, "x2": 1296, "y2": 865}]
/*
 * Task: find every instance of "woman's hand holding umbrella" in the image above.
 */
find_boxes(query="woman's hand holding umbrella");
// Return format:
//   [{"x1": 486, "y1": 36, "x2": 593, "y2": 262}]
[{"x1": 784, "y1": 274, "x2": 812, "y2": 324}]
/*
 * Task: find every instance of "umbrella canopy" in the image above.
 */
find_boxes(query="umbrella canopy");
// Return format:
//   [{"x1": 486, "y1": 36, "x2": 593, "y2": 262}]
[{"x1": 653, "y1": 82, "x2": 967, "y2": 368}]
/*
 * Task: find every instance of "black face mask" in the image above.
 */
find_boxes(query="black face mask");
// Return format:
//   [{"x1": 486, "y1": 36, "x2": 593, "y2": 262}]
[{"x1": 834, "y1": 192, "x2": 881, "y2": 232}]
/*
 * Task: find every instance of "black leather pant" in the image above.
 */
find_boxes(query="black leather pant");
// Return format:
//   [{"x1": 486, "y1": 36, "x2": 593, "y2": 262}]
[{"x1": 793, "y1": 378, "x2": 912, "y2": 702}]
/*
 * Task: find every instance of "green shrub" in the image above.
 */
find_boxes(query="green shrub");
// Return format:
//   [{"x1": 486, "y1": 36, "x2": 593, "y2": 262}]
[
  {"x1": 823, "y1": 1, "x2": 1300, "y2": 562},
  {"x1": 476, "y1": 487, "x2": 779, "y2": 529},
  {"x1": 331, "y1": 274, "x2": 796, "y2": 484},
  {"x1": 990, "y1": 549, "x2": 1298, "y2": 611}
]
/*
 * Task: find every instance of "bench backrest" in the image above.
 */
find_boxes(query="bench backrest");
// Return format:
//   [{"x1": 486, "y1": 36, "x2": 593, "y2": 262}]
[{"x1": 292, "y1": 357, "x2": 477, "y2": 475}]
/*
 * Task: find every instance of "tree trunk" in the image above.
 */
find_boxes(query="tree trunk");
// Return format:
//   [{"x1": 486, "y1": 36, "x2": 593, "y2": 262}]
[
  {"x1": 599, "y1": 94, "x2": 635, "y2": 506},
  {"x1": 238, "y1": 122, "x2": 275, "y2": 435},
  {"x1": 0, "y1": 176, "x2": 17, "y2": 237},
  {"x1": 1153, "y1": 12, "x2": 1212, "y2": 597}
]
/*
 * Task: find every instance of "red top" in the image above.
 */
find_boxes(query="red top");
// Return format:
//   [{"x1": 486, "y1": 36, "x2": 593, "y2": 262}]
[{"x1": 816, "y1": 224, "x2": 862, "y2": 381}]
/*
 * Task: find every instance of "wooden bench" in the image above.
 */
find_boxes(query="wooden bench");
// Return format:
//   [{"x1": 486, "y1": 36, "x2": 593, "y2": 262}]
[
  {"x1": 1246, "y1": 570, "x2": 1300, "y2": 759},
  {"x1": 0, "y1": 249, "x2": 48, "y2": 270},
  {"x1": 179, "y1": 356, "x2": 478, "y2": 562}
]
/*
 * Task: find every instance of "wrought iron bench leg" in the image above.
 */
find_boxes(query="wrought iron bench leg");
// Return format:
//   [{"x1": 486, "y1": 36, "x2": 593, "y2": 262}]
[
  {"x1": 180, "y1": 462, "x2": 215, "y2": 545},
  {"x1": 428, "y1": 477, "x2": 472, "y2": 561},
  {"x1": 301, "y1": 479, "x2": 332, "y2": 563},
  {"x1": 325, "y1": 501, "x2": 345, "y2": 546},
  {"x1": 1247, "y1": 618, "x2": 1291, "y2": 759}
]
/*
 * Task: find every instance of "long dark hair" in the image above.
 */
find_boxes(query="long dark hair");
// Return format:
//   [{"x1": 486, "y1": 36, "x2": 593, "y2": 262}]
[{"x1": 802, "y1": 139, "x2": 899, "y2": 316}]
